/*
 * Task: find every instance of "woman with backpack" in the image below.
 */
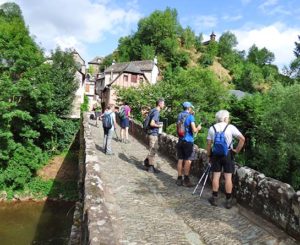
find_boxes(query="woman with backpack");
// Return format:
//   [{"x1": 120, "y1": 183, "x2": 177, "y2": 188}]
[
  {"x1": 119, "y1": 102, "x2": 131, "y2": 144},
  {"x1": 206, "y1": 110, "x2": 245, "y2": 209}
]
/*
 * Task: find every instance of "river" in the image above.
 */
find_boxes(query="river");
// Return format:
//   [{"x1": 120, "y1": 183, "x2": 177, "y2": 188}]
[{"x1": 0, "y1": 200, "x2": 75, "y2": 245}]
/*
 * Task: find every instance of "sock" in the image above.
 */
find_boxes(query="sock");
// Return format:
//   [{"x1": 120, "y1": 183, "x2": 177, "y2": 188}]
[
  {"x1": 212, "y1": 191, "x2": 218, "y2": 197},
  {"x1": 177, "y1": 176, "x2": 183, "y2": 180},
  {"x1": 184, "y1": 175, "x2": 189, "y2": 180},
  {"x1": 226, "y1": 193, "x2": 232, "y2": 199}
]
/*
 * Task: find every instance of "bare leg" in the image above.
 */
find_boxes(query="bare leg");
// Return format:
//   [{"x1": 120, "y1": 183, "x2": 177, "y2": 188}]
[
  {"x1": 177, "y1": 159, "x2": 183, "y2": 176},
  {"x1": 183, "y1": 160, "x2": 192, "y2": 176},
  {"x1": 125, "y1": 126, "x2": 129, "y2": 141},
  {"x1": 212, "y1": 172, "x2": 221, "y2": 192},
  {"x1": 224, "y1": 173, "x2": 233, "y2": 194}
]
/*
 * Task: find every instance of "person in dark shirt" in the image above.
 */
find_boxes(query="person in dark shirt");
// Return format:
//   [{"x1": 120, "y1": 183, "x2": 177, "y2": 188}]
[{"x1": 145, "y1": 98, "x2": 165, "y2": 173}]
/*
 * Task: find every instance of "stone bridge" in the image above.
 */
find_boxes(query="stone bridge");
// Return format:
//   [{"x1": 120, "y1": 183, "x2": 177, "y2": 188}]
[{"x1": 69, "y1": 113, "x2": 300, "y2": 245}]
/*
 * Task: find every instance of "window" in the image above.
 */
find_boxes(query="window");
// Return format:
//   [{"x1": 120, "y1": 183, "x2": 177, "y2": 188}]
[
  {"x1": 139, "y1": 77, "x2": 144, "y2": 83},
  {"x1": 124, "y1": 75, "x2": 128, "y2": 82},
  {"x1": 131, "y1": 74, "x2": 137, "y2": 83}
]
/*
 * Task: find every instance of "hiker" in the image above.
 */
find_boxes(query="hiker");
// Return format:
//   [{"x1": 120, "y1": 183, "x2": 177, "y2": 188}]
[
  {"x1": 144, "y1": 98, "x2": 165, "y2": 173},
  {"x1": 175, "y1": 102, "x2": 202, "y2": 187},
  {"x1": 206, "y1": 110, "x2": 245, "y2": 209},
  {"x1": 102, "y1": 104, "x2": 117, "y2": 155},
  {"x1": 119, "y1": 102, "x2": 131, "y2": 143}
]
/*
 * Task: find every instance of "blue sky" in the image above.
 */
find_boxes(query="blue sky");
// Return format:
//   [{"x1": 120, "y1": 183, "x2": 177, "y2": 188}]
[{"x1": 3, "y1": 0, "x2": 300, "y2": 69}]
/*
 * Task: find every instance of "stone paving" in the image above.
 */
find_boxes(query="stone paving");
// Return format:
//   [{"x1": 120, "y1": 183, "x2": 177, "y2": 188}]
[{"x1": 90, "y1": 121, "x2": 298, "y2": 245}]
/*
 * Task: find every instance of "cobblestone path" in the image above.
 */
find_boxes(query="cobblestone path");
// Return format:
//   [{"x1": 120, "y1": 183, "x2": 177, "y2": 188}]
[{"x1": 90, "y1": 122, "x2": 297, "y2": 245}]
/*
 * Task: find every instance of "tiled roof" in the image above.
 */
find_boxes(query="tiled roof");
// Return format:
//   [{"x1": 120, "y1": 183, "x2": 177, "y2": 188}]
[
  {"x1": 88, "y1": 56, "x2": 103, "y2": 64},
  {"x1": 105, "y1": 60, "x2": 154, "y2": 73}
]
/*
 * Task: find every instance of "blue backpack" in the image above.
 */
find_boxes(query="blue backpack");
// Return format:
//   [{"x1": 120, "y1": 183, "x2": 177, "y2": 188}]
[
  {"x1": 102, "y1": 112, "x2": 112, "y2": 129},
  {"x1": 212, "y1": 124, "x2": 230, "y2": 156}
]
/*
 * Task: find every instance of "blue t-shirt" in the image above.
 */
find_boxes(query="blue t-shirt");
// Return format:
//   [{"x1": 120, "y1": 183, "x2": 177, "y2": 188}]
[
  {"x1": 177, "y1": 111, "x2": 195, "y2": 143},
  {"x1": 149, "y1": 108, "x2": 160, "y2": 136}
]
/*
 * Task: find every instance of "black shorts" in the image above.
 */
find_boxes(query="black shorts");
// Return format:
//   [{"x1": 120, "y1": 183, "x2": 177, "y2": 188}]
[
  {"x1": 176, "y1": 140, "x2": 195, "y2": 161},
  {"x1": 211, "y1": 151, "x2": 234, "y2": 173}
]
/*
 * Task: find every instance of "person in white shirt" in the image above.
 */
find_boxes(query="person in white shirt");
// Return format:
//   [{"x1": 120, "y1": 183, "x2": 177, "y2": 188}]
[{"x1": 206, "y1": 110, "x2": 245, "y2": 209}]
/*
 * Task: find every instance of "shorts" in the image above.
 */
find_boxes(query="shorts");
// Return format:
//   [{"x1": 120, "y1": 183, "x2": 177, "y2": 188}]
[
  {"x1": 211, "y1": 151, "x2": 234, "y2": 173},
  {"x1": 176, "y1": 140, "x2": 195, "y2": 161},
  {"x1": 121, "y1": 118, "x2": 129, "y2": 128},
  {"x1": 148, "y1": 135, "x2": 159, "y2": 157}
]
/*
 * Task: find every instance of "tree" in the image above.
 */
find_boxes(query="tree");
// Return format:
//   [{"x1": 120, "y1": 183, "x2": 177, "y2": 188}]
[
  {"x1": 293, "y1": 35, "x2": 300, "y2": 58},
  {"x1": 253, "y1": 84, "x2": 300, "y2": 190},
  {"x1": 247, "y1": 45, "x2": 275, "y2": 66},
  {"x1": 0, "y1": 3, "x2": 43, "y2": 80},
  {"x1": 218, "y1": 31, "x2": 238, "y2": 57},
  {"x1": 180, "y1": 26, "x2": 196, "y2": 49}
]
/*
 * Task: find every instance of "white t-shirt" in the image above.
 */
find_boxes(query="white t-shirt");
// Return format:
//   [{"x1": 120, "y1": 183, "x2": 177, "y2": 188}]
[{"x1": 207, "y1": 122, "x2": 242, "y2": 149}]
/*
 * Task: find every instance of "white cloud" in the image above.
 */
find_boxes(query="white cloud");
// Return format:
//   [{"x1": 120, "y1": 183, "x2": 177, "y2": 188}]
[
  {"x1": 259, "y1": 0, "x2": 278, "y2": 10},
  {"x1": 193, "y1": 15, "x2": 218, "y2": 32},
  {"x1": 233, "y1": 23, "x2": 300, "y2": 69},
  {"x1": 222, "y1": 14, "x2": 243, "y2": 22},
  {"x1": 241, "y1": 0, "x2": 252, "y2": 4},
  {"x1": 12, "y1": 0, "x2": 141, "y2": 59}
]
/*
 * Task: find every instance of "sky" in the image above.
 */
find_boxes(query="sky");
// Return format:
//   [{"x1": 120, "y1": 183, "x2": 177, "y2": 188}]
[{"x1": 2, "y1": 0, "x2": 300, "y2": 69}]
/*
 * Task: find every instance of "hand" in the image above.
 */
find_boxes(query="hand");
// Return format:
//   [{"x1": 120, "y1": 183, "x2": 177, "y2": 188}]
[
  {"x1": 232, "y1": 148, "x2": 238, "y2": 154},
  {"x1": 197, "y1": 124, "x2": 202, "y2": 131}
]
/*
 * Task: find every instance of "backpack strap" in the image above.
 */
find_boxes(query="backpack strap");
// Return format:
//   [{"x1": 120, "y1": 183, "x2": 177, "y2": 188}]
[{"x1": 222, "y1": 124, "x2": 229, "y2": 133}]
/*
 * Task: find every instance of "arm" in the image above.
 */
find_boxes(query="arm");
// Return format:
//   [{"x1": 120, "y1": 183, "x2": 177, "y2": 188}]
[
  {"x1": 190, "y1": 122, "x2": 201, "y2": 133},
  {"x1": 113, "y1": 114, "x2": 117, "y2": 129},
  {"x1": 150, "y1": 119, "x2": 162, "y2": 128},
  {"x1": 232, "y1": 134, "x2": 245, "y2": 154}
]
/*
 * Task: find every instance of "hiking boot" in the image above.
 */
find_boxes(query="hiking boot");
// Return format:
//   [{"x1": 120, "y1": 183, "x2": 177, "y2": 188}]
[
  {"x1": 176, "y1": 178, "x2": 183, "y2": 186},
  {"x1": 225, "y1": 198, "x2": 233, "y2": 209},
  {"x1": 208, "y1": 195, "x2": 218, "y2": 206},
  {"x1": 183, "y1": 177, "x2": 194, "y2": 187},
  {"x1": 144, "y1": 158, "x2": 150, "y2": 168},
  {"x1": 106, "y1": 152, "x2": 115, "y2": 156},
  {"x1": 148, "y1": 165, "x2": 155, "y2": 173}
]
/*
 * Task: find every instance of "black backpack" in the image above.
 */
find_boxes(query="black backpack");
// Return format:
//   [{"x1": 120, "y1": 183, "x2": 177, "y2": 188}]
[
  {"x1": 143, "y1": 109, "x2": 155, "y2": 133},
  {"x1": 102, "y1": 112, "x2": 112, "y2": 129}
]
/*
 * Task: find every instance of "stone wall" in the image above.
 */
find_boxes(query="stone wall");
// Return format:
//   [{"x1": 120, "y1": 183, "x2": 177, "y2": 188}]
[
  {"x1": 128, "y1": 119, "x2": 300, "y2": 240},
  {"x1": 69, "y1": 113, "x2": 117, "y2": 245}
]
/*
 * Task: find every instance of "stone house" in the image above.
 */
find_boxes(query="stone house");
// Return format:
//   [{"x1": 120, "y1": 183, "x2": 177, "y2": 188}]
[
  {"x1": 95, "y1": 59, "x2": 159, "y2": 108},
  {"x1": 70, "y1": 50, "x2": 86, "y2": 118},
  {"x1": 88, "y1": 56, "x2": 103, "y2": 76}
]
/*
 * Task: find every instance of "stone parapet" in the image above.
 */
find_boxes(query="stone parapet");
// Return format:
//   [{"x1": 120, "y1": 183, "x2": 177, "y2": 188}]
[
  {"x1": 70, "y1": 113, "x2": 117, "y2": 245},
  {"x1": 128, "y1": 119, "x2": 300, "y2": 240}
]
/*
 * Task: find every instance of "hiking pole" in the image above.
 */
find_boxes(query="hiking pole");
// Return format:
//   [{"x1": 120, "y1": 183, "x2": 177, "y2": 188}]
[
  {"x1": 114, "y1": 128, "x2": 119, "y2": 140},
  {"x1": 192, "y1": 163, "x2": 211, "y2": 197}
]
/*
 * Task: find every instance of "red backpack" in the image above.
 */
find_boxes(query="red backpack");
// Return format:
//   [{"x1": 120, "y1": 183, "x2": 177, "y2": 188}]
[{"x1": 177, "y1": 113, "x2": 189, "y2": 138}]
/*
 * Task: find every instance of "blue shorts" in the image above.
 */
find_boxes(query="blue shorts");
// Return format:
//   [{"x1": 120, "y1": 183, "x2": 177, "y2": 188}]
[{"x1": 121, "y1": 118, "x2": 129, "y2": 128}]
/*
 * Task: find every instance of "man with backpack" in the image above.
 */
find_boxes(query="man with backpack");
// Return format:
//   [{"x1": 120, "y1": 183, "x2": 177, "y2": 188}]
[
  {"x1": 119, "y1": 102, "x2": 131, "y2": 144},
  {"x1": 101, "y1": 104, "x2": 117, "y2": 155},
  {"x1": 144, "y1": 98, "x2": 165, "y2": 173},
  {"x1": 176, "y1": 102, "x2": 202, "y2": 187},
  {"x1": 206, "y1": 110, "x2": 245, "y2": 209}
]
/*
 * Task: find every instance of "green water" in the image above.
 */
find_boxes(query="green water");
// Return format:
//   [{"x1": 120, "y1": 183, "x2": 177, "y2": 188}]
[{"x1": 0, "y1": 200, "x2": 75, "y2": 245}]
